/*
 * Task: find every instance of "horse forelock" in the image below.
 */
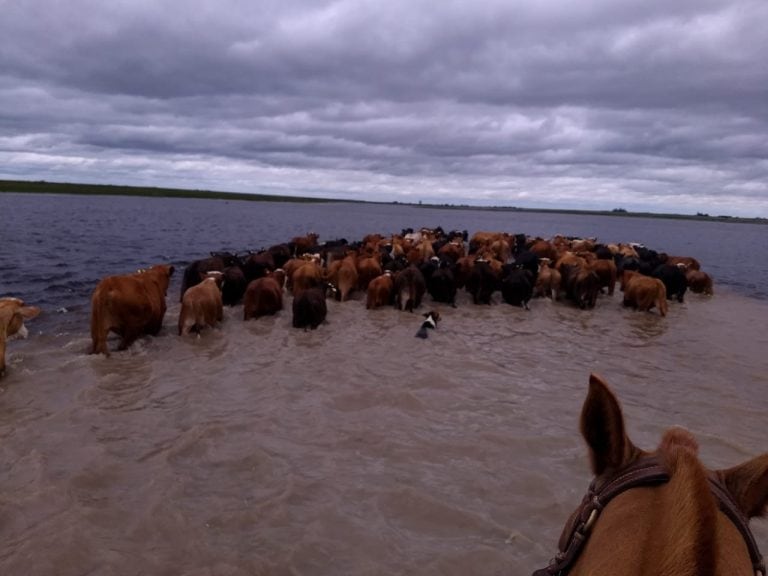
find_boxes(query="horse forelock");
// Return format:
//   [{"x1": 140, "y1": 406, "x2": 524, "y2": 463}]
[
  {"x1": 657, "y1": 428, "x2": 718, "y2": 576},
  {"x1": 659, "y1": 427, "x2": 699, "y2": 460}
]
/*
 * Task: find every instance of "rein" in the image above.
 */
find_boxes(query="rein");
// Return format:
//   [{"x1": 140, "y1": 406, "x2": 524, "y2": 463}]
[{"x1": 533, "y1": 455, "x2": 766, "y2": 576}]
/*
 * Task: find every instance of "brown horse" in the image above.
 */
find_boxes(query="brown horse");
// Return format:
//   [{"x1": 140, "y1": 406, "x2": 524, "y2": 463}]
[{"x1": 535, "y1": 373, "x2": 767, "y2": 576}]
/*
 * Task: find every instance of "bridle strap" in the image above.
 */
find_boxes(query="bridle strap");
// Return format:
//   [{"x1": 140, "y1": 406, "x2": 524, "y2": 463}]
[
  {"x1": 533, "y1": 456, "x2": 766, "y2": 576},
  {"x1": 533, "y1": 456, "x2": 669, "y2": 576},
  {"x1": 708, "y1": 474, "x2": 766, "y2": 576}
]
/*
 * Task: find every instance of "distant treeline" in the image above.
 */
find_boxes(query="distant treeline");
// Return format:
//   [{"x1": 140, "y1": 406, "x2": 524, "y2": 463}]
[
  {"x1": 2, "y1": 179, "x2": 766, "y2": 224},
  {"x1": 401, "y1": 202, "x2": 768, "y2": 224},
  {"x1": 0, "y1": 179, "x2": 342, "y2": 204}
]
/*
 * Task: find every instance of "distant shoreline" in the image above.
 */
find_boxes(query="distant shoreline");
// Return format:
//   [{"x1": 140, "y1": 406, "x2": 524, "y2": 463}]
[{"x1": 2, "y1": 178, "x2": 766, "y2": 225}]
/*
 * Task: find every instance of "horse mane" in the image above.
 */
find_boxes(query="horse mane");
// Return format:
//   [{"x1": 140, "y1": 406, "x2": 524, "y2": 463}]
[{"x1": 656, "y1": 428, "x2": 718, "y2": 576}]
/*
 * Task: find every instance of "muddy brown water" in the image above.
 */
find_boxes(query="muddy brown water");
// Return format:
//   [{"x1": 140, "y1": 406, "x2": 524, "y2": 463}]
[
  {"x1": 2, "y1": 287, "x2": 767, "y2": 575},
  {"x1": 2, "y1": 193, "x2": 767, "y2": 574}
]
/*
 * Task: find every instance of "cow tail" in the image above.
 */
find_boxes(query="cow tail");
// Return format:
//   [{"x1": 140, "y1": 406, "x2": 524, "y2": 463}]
[
  {"x1": 407, "y1": 284, "x2": 417, "y2": 312},
  {"x1": 658, "y1": 281, "x2": 668, "y2": 317},
  {"x1": 90, "y1": 289, "x2": 107, "y2": 355}
]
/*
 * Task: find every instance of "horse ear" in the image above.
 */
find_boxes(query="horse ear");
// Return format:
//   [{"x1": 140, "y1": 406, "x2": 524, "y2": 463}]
[
  {"x1": 580, "y1": 373, "x2": 637, "y2": 476},
  {"x1": 718, "y1": 454, "x2": 768, "y2": 518}
]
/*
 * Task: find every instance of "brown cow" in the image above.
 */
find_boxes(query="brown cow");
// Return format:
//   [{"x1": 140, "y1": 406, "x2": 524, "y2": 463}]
[
  {"x1": 665, "y1": 255, "x2": 701, "y2": 271},
  {"x1": 334, "y1": 255, "x2": 358, "y2": 302},
  {"x1": 529, "y1": 239, "x2": 558, "y2": 262},
  {"x1": 393, "y1": 265, "x2": 427, "y2": 312},
  {"x1": 290, "y1": 232, "x2": 319, "y2": 256},
  {"x1": 90, "y1": 264, "x2": 174, "y2": 355},
  {"x1": 0, "y1": 297, "x2": 40, "y2": 378},
  {"x1": 244, "y1": 276, "x2": 284, "y2": 320},
  {"x1": 590, "y1": 259, "x2": 618, "y2": 296},
  {"x1": 621, "y1": 270, "x2": 668, "y2": 316},
  {"x1": 437, "y1": 240, "x2": 465, "y2": 263},
  {"x1": 366, "y1": 271, "x2": 394, "y2": 309},
  {"x1": 291, "y1": 261, "x2": 323, "y2": 298},
  {"x1": 534, "y1": 259, "x2": 562, "y2": 300},
  {"x1": 356, "y1": 254, "x2": 382, "y2": 290},
  {"x1": 686, "y1": 269, "x2": 714, "y2": 295},
  {"x1": 178, "y1": 274, "x2": 223, "y2": 336}
]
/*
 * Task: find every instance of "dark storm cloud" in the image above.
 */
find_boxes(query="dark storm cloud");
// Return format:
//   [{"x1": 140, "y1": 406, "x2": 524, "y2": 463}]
[{"x1": 1, "y1": 0, "x2": 767, "y2": 215}]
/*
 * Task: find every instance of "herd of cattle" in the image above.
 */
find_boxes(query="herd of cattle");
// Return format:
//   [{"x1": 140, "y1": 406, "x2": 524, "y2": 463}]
[{"x1": 1, "y1": 226, "x2": 714, "y2": 376}]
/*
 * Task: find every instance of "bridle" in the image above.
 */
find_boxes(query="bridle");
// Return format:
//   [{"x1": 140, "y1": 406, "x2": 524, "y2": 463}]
[{"x1": 533, "y1": 455, "x2": 766, "y2": 576}]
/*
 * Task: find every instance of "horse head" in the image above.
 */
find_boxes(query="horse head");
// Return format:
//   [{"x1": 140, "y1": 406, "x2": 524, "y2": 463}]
[{"x1": 535, "y1": 373, "x2": 768, "y2": 576}]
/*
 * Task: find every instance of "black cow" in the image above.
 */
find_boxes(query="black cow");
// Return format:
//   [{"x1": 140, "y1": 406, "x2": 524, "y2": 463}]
[
  {"x1": 511, "y1": 250, "x2": 540, "y2": 285},
  {"x1": 267, "y1": 243, "x2": 292, "y2": 269},
  {"x1": 466, "y1": 260, "x2": 498, "y2": 305},
  {"x1": 427, "y1": 260, "x2": 457, "y2": 307},
  {"x1": 180, "y1": 251, "x2": 240, "y2": 301},
  {"x1": 500, "y1": 268, "x2": 534, "y2": 309},
  {"x1": 652, "y1": 263, "x2": 688, "y2": 303},
  {"x1": 221, "y1": 265, "x2": 248, "y2": 306},
  {"x1": 292, "y1": 284, "x2": 333, "y2": 330},
  {"x1": 242, "y1": 251, "x2": 274, "y2": 284}
]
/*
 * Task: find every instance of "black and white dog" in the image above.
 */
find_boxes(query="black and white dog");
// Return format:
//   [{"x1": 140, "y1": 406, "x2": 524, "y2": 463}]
[{"x1": 415, "y1": 310, "x2": 441, "y2": 339}]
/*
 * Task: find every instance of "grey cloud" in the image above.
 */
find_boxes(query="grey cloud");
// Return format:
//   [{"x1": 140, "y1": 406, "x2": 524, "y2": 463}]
[{"x1": 1, "y1": 0, "x2": 767, "y2": 216}]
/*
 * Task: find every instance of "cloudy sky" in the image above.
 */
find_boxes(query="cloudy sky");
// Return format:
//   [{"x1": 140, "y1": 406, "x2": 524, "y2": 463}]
[{"x1": 2, "y1": 0, "x2": 767, "y2": 216}]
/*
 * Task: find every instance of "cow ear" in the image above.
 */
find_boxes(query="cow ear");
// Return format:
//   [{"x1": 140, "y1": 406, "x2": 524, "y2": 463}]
[
  {"x1": 718, "y1": 454, "x2": 768, "y2": 518},
  {"x1": 580, "y1": 373, "x2": 637, "y2": 476}
]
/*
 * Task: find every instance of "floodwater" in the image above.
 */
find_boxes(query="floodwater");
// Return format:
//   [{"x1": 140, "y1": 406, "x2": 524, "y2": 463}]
[{"x1": 1, "y1": 193, "x2": 767, "y2": 575}]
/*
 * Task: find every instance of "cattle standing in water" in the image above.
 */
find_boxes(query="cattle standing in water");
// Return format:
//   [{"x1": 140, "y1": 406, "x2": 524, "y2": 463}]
[
  {"x1": 621, "y1": 270, "x2": 668, "y2": 316},
  {"x1": 289, "y1": 233, "x2": 319, "y2": 257},
  {"x1": 590, "y1": 259, "x2": 617, "y2": 296},
  {"x1": 292, "y1": 284, "x2": 334, "y2": 330},
  {"x1": 332, "y1": 254, "x2": 358, "y2": 302},
  {"x1": 180, "y1": 252, "x2": 238, "y2": 301},
  {"x1": 243, "y1": 276, "x2": 283, "y2": 320},
  {"x1": 560, "y1": 263, "x2": 600, "y2": 309},
  {"x1": 356, "y1": 254, "x2": 382, "y2": 291},
  {"x1": 291, "y1": 260, "x2": 323, "y2": 298},
  {"x1": 178, "y1": 273, "x2": 223, "y2": 336},
  {"x1": 241, "y1": 250, "x2": 274, "y2": 284},
  {"x1": 426, "y1": 259, "x2": 457, "y2": 307},
  {"x1": 221, "y1": 265, "x2": 248, "y2": 306},
  {"x1": 90, "y1": 264, "x2": 175, "y2": 355},
  {"x1": 0, "y1": 297, "x2": 40, "y2": 378},
  {"x1": 500, "y1": 267, "x2": 534, "y2": 309},
  {"x1": 465, "y1": 259, "x2": 498, "y2": 305},
  {"x1": 653, "y1": 263, "x2": 688, "y2": 303},
  {"x1": 686, "y1": 269, "x2": 714, "y2": 295},
  {"x1": 366, "y1": 271, "x2": 394, "y2": 309},
  {"x1": 534, "y1": 259, "x2": 562, "y2": 300},
  {"x1": 393, "y1": 265, "x2": 426, "y2": 312}
]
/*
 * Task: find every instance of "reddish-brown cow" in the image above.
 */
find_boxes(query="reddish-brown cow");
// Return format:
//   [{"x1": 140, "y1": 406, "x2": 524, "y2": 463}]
[
  {"x1": 621, "y1": 270, "x2": 668, "y2": 316},
  {"x1": 0, "y1": 297, "x2": 40, "y2": 377},
  {"x1": 90, "y1": 264, "x2": 174, "y2": 355},
  {"x1": 243, "y1": 276, "x2": 283, "y2": 320}
]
